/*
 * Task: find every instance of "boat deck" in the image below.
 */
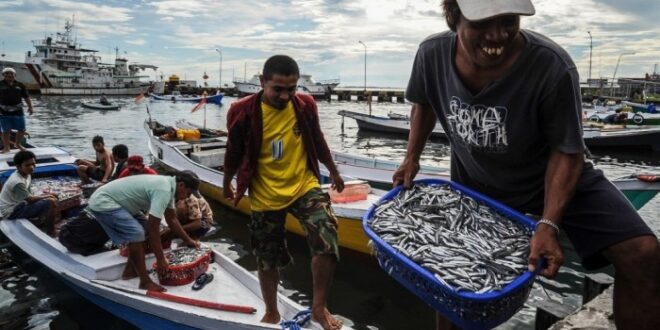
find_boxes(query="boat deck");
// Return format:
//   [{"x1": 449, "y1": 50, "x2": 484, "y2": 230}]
[{"x1": 0, "y1": 146, "x2": 77, "y2": 172}]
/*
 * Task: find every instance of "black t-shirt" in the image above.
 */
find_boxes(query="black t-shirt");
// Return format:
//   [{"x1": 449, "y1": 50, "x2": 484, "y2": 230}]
[
  {"x1": 0, "y1": 80, "x2": 28, "y2": 116},
  {"x1": 406, "y1": 30, "x2": 590, "y2": 211}
]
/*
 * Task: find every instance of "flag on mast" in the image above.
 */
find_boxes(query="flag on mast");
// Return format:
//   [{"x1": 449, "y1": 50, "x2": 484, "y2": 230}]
[
  {"x1": 191, "y1": 91, "x2": 208, "y2": 113},
  {"x1": 135, "y1": 92, "x2": 145, "y2": 104}
]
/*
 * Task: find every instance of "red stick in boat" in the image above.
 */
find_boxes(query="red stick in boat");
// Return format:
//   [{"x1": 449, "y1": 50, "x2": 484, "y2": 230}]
[{"x1": 146, "y1": 290, "x2": 257, "y2": 314}]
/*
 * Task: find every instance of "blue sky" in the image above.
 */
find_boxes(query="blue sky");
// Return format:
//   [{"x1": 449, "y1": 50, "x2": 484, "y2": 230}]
[{"x1": 1, "y1": 0, "x2": 659, "y2": 88}]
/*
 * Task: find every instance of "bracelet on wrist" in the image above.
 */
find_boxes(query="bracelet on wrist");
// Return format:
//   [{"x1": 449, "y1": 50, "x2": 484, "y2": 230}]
[{"x1": 536, "y1": 218, "x2": 560, "y2": 234}]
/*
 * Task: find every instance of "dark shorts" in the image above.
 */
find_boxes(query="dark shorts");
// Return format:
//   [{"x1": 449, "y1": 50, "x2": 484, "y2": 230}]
[
  {"x1": 250, "y1": 187, "x2": 340, "y2": 270},
  {"x1": 0, "y1": 116, "x2": 26, "y2": 132},
  {"x1": 86, "y1": 166, "x2": 106, "y2": 181},
  {"x1": 534, "y1": 169, "x2": 655, "y2": 270},
  {"x1": 7, "y1": 199, "x2": 53, "y2": 220}
]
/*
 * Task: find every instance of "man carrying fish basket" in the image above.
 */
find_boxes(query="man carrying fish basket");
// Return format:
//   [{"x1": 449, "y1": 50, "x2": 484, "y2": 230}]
[
  {"x1": 395, "y1": 0, "x2": 660, "y2": 328},
  {"x1": 224, "y1": 55, "x2": 345, "y2": 330}
]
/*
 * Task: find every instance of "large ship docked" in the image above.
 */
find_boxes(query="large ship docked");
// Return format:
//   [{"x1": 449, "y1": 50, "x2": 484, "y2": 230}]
[
  {"x1": 233, "y1": 73, "x2": 339, "y2": 98},
  {"x1": 23, "y1": 19, "x2": 157, "y2": 95}
]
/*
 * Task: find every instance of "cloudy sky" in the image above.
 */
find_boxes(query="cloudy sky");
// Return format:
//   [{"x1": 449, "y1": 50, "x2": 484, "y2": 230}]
[{"x1": 1, "y1": 0, "x2": 659, "y2": 88}]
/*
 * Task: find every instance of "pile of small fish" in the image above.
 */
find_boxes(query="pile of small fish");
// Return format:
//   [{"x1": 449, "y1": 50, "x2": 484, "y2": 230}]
[
  {"x1": 166, "y1": 246, "x2": 212, "y2": 266},
  {"x1": 32, "y1": 176, "x2": 82, "y2": 201},
  {"x1": 370, "y1": 183, "x2": 532, "y2": 293}
]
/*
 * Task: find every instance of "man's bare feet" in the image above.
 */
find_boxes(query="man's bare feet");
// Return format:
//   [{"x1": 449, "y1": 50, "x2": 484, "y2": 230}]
[
  {"x1": 260, "y1": 311, "x2": 281, "y2": 324},
  {"x1": 140, "y1": 280, "x2": 166, "y2": 292},
  {"x1": 121, "y1": 264, "x2": 138, "y2": 280},
  {"x1": 17, "y1": 145, "x2": 26, "y2": 151},
  {"x1": 312, "y1": 308, "x2": 343, "y2": 330}
]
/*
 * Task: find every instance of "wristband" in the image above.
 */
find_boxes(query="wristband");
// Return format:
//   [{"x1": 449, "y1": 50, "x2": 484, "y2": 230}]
[{"x1": 536, "y1": 218, "x2": 560, "y2": 234}]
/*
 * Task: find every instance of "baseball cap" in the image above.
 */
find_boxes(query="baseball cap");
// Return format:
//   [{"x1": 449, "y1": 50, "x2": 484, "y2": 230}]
[
  {"x1": 456, "y1": 0, "x2": 535, "y2": 21},
  {"x1": 2, "y1": 67, "x2": 16, "y2": 75},
  {"x1": 126, "y1": 155, "x2": 145, "y2": 170}
]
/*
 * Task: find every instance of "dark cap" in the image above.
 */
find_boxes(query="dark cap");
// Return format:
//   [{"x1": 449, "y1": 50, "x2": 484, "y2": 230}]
[{"x1": 175, "y1": 170, "x2": 200, "y2": 192}]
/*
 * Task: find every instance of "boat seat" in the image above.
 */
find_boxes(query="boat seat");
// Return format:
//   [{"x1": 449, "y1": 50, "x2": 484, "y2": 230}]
[{"x1": 190, "y1": 149, "x2": 226, "y2": 168}]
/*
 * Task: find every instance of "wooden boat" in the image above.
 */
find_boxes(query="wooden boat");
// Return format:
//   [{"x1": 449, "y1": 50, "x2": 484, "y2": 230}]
[
  {"x1": 583, "y1": 126, "x2": 660, "y2": 151},
  {"x1": 146, "y1": 120, "x2": 379, "y2": 255},
  {"x1": 150, "y1": 92, "x2": 224, "y2": 105},
  {"x1": 338, "y1": 110, "x2": 446, "y2": 138},
  {"x1": 81, "y1": 101, "x2": 120, "y2": 110},
  {"x1": 340, "y1": 109, "x2": 660, "y2": 151},
  {"x1": 321, "y1": 150, "x2": 658, "y2": 211},
  {"x1": 0, "y1": 159, "x2": 322, "y2": 330}
]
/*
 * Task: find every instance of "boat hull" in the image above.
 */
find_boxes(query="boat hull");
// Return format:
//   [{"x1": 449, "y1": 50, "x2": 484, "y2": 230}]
[
  {"x1": 42, "y1": 86, "x2": 149, "y2": 95},
  {"x1": 82, "y1": 102, "x2": 120, "y2": 110},
  {"x1": 151, "y1": 94, "x2": 224, "y2": 105},
  {"x1": 338, "y1": 110, "x2": 446, "y2": 138}
]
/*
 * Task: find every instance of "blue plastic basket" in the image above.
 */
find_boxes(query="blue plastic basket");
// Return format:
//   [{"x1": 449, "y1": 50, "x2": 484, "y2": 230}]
[{"x1": 363, "y1": 179, "x2": 537, "y2": 330}]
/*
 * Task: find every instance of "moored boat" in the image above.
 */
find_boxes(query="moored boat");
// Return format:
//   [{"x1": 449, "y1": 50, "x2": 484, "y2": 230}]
[
  {"x1": 233, "y1": 74, "x2": 339, "y2": 98},
  {"x1": 0, "y1": 160, "x2": 322, "y2": 330},
  {"x1": 338, "y1": 110, "x2": 447, "y2": 138},
  {"x1": 81, "y1": 102, "x2": 121, "y2": 111},
  {"x1": 150, "y1": 92, "x2": 224, "y2": 105}
]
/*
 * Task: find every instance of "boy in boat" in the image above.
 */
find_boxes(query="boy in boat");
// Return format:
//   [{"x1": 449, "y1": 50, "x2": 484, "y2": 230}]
[
  {"x1": 161, "y1": 192, "x2": 213, "y2": 241},
  {"x1": 75, "y1": 135, "x2": 114, "y2": 184},
  {"x1": 109, "y1": 144, "x2": 129, "y2": 181},
  {"x1": 0, "y1": 150, "x2": 59, "y2": 236},
  {"x1": 86, "y1": 170, "x2": 201, "y2": 292},
  {"x1": 118, "y1": 155, "x2": 158, "y2": 178},
  {"x1": 224, "y1": 55, "x2": 344, "y2": 330}
]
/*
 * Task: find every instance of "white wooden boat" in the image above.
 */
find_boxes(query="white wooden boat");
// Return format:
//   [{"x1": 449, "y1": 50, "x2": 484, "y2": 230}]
[
  {"x1": 0, "y1": 146, "x2": 77, "y2": 172},
  {"x1": 233, "y1": 74, "x2": 339, "y2": 97},
  {"x1": 145, "y1": 120, "x2": 381, "y2": 255},
  {"x1": 0, "y1": 163, "x2": 322, "y2": 330},
  {"x1": 81, "y1": 101, "x2": 121, "y2": 111},
  {"x1": 337, "y1": 110, "x2": 446, "y2": 138}
]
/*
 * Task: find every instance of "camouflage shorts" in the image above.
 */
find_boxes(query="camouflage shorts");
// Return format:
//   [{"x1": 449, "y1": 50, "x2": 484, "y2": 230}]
[{"x1": 250, "y1": 187, "x2": 340, "y2": 270}]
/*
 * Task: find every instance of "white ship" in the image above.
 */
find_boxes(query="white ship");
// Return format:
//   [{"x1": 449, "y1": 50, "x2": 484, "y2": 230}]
[
  {"x1": 23, "y1": 19, "x2": 157, "y2": 95},
  {"x1": 233, "y1": 74, "x2": 339, "y2": 97},
  {"x1": 0, "y1": 59, "x2": 40, "y2": 91}
]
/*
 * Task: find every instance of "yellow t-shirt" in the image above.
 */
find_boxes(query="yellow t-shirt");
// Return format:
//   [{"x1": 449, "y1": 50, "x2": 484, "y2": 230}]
[{"x1": 249, "y1": 101, "x2": 320, "y2": 211}]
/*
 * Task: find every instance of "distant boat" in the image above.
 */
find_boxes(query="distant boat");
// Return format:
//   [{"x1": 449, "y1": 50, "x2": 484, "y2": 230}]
[
  {"x1": 338, "y1": 110, "x2": 446, "y2": 138},
  {"x1": 23, "y1": 18, "x2": 157, "y2": 95},
  {"x1": 340, "y1": 110, "x2": 660, "y2": 151},
  {"x1": 150, "y1": 91, "x2": 223, "y2": 105},
  {"x1": 81, "y1": 102, "x2": 120, "y2": 111},
  {"x1": 233, "y1": 74, "x2": 339, "y2": 98}
]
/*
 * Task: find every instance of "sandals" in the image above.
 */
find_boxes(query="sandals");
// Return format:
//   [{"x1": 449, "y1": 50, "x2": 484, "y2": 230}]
[{"x1": 192, "y1": 272, "x2": 213, "y2": 291}]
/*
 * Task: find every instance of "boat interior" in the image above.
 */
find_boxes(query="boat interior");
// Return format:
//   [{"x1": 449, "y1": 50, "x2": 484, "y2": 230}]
[{"x1": 0, "y1": 163, "x2": 310, "y2": 328}]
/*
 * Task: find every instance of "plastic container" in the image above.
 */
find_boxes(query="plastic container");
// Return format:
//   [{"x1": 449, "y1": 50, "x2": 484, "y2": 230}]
[
  {"x1": 176, "y1": 129, "x2": 200, "y2": 141},
  {"x1": 329, "y1": 182, "x2": 370, "y2": 203},
  {"x1": 152, "y1": 247, "x2": 213, "y2": 286},
  {"x1": 362, "y1": 179, "x2": 538, "y2": 330}
]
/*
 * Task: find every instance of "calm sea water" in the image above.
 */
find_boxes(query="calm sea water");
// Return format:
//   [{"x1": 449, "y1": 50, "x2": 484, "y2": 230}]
[{"x1": 0, "y1": 95, "x2": 658, "y2": 329}]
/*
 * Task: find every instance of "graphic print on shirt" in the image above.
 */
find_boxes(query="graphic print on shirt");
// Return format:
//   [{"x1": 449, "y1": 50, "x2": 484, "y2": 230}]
[
  {"x1": 447, "y1": 96, "x2": 508, "y2": 153},
  {"x1": 271, "y1": 139, "x2": 283, "y2": 160}
]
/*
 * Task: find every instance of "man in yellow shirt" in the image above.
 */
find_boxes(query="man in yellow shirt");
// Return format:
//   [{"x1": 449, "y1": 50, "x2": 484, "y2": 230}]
[{"x1": 224, "y1": 55, "x2": 344, "y2": 330}]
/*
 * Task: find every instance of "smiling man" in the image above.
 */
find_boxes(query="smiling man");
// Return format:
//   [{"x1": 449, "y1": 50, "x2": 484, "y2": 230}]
[
  {"x1": 395, "y1": 0, "x2": 660, "y2": 328},
  {"x1": 224, "y1": 55, "x2": 344, "y2": 330}
]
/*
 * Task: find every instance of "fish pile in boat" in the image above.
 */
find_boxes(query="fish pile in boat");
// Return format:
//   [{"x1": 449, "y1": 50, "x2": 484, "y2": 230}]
[
  {"x1": 166, "y1": 246, "x2": 212, "y2": 266},
  {"x1": 32, "y1": 176, "x2": 83, "y2": 201},
  {"x1": 369, "y1": 183, "x2": 532, "y2": 293}
]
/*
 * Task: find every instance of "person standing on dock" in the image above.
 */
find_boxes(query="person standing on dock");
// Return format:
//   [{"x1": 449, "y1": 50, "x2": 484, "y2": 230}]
[
  {"x1": 223, "y1": 55, "x2": 345, "y2": 330},
  {"x1": 395, "y1": 0, "x2": 660, "y2": 328},
  {"x1": 0, "y1": 67, "x2": 33, "y2": 153}
]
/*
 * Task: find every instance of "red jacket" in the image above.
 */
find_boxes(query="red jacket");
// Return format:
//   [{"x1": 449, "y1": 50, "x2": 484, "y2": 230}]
[{"x1": 223, "y1": 91, "x2": 338, "y2": 205}]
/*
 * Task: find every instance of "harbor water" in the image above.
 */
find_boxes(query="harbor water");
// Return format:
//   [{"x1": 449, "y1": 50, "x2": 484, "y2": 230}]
[{"x1": 0, "y1": 95, "x2": 658, "y2": 329}]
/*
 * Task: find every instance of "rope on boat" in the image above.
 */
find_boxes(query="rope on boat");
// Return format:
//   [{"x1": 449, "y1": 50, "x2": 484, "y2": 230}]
[{"x1": 281, "y1": 310, "x2": 311, "y2": 330}]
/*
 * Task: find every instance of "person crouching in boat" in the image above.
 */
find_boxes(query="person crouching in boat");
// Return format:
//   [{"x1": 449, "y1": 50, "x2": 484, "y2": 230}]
[
  {"x1": 118, "y1": 155, "x2": 158, "y2": 178},
  {"x1": 0, "y1": 150, "x2": 59, "y2": 236},
  {"x1": 86, "y1": 170, "x2": 201, "y2": 292},
  {"x1": 161, "y1": 192, "x2": 214, "y2": 241}
]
